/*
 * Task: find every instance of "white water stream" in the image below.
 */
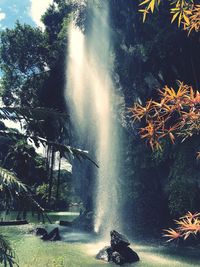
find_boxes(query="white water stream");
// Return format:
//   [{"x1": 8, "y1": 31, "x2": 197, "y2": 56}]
[{"x1": 65, "y1": 0, "x2": 121, "y2": 238}]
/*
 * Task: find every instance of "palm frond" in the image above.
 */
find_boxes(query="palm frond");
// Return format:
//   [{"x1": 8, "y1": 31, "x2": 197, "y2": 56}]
[
  {"x1": 0, "y1": 167, "x2": 28, "y2": 203},
  {"x1": 0, "y1": 166, "x2": 52, "y2": 223},
  {"x1": 67, "y1": 147, "x2": 99, "y2": 168},
  {"x1": 0, "y1": 107, "x2": 69, "y2": 123},
  {"x1": 0, "y1": 106, "x2": 98, "y2": 166},
  {"x1": 43, "y1": 141, "x2": 99, "y2": 168},
  {"x1": 0, "y1": 130, "x2": 99, "y2": 168},
  {"x1": 0, "y1": 234, "x2": 18, "y2": 267}
]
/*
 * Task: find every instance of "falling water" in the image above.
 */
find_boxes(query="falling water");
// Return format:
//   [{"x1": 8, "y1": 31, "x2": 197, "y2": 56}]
[{"x1": 65, "y1": 0, "x2": 122, "y2": 238}]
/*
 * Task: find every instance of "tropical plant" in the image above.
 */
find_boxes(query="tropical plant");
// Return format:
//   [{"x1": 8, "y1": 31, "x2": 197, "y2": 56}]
[
  {"x1": 162, "y1": 228, "x2": 183, "y2": 242},
  {"x1": 0, "y1": 167, "x2": 27, "y2": 202},
  {"x1": 0, "y1": 106, "x2": 96, "y2": 163},
  {"x1": 0, "y1": 166, "x2": 28, "y2": 266},
  {"x1": 130, "y1": 81, "x2": 200, "y2": 154},
  {"x1": 163, "y1": 211, "x2": 200, "y2": 242},
  {"x1": 138, "y1": 0, "x2": 200, "y2": 34}
]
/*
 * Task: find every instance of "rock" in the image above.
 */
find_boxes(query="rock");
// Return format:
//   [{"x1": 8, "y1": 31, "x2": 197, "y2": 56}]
[
  {"x1": 96, "y1": 230, "x2": 140, "y2": 265},
  {"x1": 41, "y1": 227, "x2": 61, "y2": 241},
  {"x1": 35, "y1": 227, "x2": 48, "y2": 236},
  {"x1": 72, "y1": 211, "x2": 93, "y2": 231},
  {"x1": 96, "y1": 246, "x2": 113, "y2": 262},
  {"x1": 111, "y1": 252, "x2": 125, "y2": 265},
  {"x1": 59, "y1": 220, "x2": 72, "y2": 227},
  {"x1": 115, "y1": 246, "x2": 140, "y2": 263},
  {"x1": 110, "y1": 230, "x2": 130, "y2": 250}
]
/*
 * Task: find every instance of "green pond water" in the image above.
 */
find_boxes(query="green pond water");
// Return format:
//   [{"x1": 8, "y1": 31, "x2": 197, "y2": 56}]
[{"x1": 1, "y1": 212, "x2": 200, "y2": 267}]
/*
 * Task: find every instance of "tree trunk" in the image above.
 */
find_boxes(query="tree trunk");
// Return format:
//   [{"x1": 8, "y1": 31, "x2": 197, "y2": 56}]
[
  {"x1": 44, "y1": 145, "x2": 51, "y2": 205},
  {"x1": 56, "y1": 152, "x2": 61, "y2": 206},
  {"x1": 48, "y1": 146, "x2": 55, "y2": 206}
]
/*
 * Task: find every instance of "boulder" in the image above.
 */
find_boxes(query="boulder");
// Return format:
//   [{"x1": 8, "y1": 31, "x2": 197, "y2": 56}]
[
  {"x1": 111, "y1": 252, "x2": 125, "y2": 265},
  {"x1": 72, "y1": 211, "x2": 93, "y2": 231},
  {"x1": 115, "y1": 246, "x2": 140, "y2": 263},
  {"x1": 96, "y1": 230, "x2": 140, "y2": 265},
  {"x1": 35, "y1": 227, "x2": 48, "y2": 236},
  {"x1": 96, "y1": 246, "x2": 113, "y2": 262},
  {"x1": 41, "y1": 227, "x2": 61, "y2": 241},
  {"x1": 110, "y1": 230, "x2": 130, "y2": 250},
  {"x1": 59, "y1": 220, "x2": 72, "y2": 227}
]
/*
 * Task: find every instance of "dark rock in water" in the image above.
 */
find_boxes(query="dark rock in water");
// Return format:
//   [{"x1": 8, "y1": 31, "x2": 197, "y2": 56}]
[
  {"x1": 72, "y1": 211, "x2": 93, "y2": 231},
  {"x1": 59, "y1": 220, "x2": 72, "y2": 227},
  {"x1": 110, "y1": 230, "x2": 130, "y2": 250},
  {"x1": 111, "y1": 252, "x2": 125, "y2": 265},
  {"x1": 41, "y1": 227, "x2": 61, "y2": 241},
  {"x1": 115, "y1": 246, "x2": 140, "y2": 263},
  {"x1": 96, "y1": 230, "x2": 140, "y2": 265},
  {"x1": 35, "y1": 227, "x2": 48, "y2": 236},
  {"x1": 95, "y1": 246, "x2": 113, "y2": 262},
  {"x1": 111, "y1": 251, "x2": 125, "y2": 265}
]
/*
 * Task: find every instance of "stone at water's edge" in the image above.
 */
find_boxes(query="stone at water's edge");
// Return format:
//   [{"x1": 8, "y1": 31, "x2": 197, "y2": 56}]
[
  {"x1": 41, "y1": 227, "x2": 61, "y2": 241},
  {"x1": 60, "y1": 220, "x2": 72, "y2": 227},
  {"x1": 96, "y1": 230, "x2": 140, "y2": 265},
  {"x1": 72, "y1": 211, "x2": 93, "y2": 231},
  {"x1": 95, "y1": 246, "x2": 113, "y2": 262},
  {"x1": 35, "y1": 227, "x2": 48, "y2": 236},
  {"x1": 59, "y1": 211, "x2": 93, "y2": 231},
  {"x1": 111, "y1": 251, "x2": 125, "y2": 265},
  {"x1": 114, "y1": 246, "x2": 140, "y2": 263},
  {"x1": 110, "y1": 230, "x2": 130, "y2": 249}
]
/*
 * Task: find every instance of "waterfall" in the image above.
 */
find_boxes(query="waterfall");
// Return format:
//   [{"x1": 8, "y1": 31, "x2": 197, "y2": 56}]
[{"x1": 65, "y1": 0, "x2": 122, "y2": 238}]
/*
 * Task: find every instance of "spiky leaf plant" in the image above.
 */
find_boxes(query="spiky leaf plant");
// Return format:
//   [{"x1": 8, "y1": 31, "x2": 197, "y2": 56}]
[
  {"x1": 130, "y1": 81, "x2": 200, "y2": 156},
  {"x1": 138, "y1": 0, "x2": 200, "y2": 34},
  {"x1": 163, "y1": 211, "x2": 200, "y2": 243}
]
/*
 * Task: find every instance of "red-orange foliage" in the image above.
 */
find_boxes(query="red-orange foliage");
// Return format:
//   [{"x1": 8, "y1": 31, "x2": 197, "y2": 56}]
[
  {"x1": 163, "y1": 212, "x2": 200, "y2": 242},
  {"x1": 130, "y1": 81, "x2": 200, "y2": 151}
]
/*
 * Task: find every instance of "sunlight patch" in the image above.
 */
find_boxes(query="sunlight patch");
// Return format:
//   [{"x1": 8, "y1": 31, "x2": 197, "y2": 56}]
[
  {"x1": 29, "y1": 0, "x2": 53, "y2": 28},
  {"x1": 0, "y1": 12, "x2": 6, "y2": 21}
]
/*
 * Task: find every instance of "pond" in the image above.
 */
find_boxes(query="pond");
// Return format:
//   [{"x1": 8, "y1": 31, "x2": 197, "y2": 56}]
[{"x1": 1, "y1": 212, "x2": 200, "y2": 267}]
